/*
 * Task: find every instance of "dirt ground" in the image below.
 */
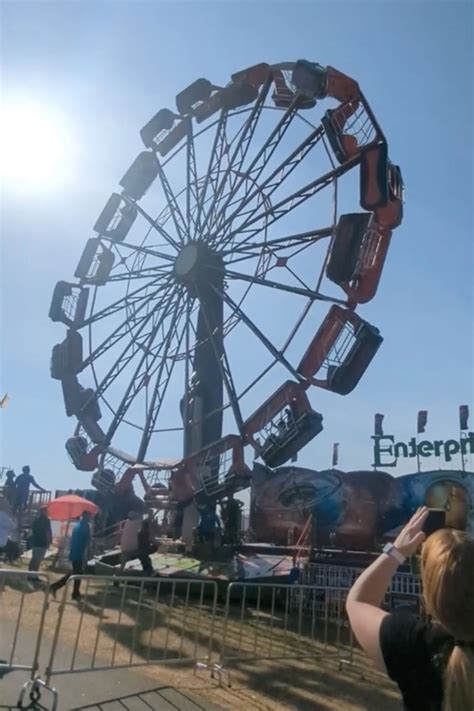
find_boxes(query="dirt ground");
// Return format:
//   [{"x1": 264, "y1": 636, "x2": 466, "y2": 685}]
[{"x1": 0, "y1": 567, "x2": 404, "y2": 710}]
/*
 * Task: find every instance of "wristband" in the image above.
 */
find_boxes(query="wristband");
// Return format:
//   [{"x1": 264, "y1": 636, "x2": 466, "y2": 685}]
[{"x1": 382, "y1": 543, "x2": 406, "y2": 565}]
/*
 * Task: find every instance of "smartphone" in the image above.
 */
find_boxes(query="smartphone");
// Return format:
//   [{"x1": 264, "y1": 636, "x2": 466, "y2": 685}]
[{"x1": 422, "y1": 508, "x2": 446, "y2": 537}]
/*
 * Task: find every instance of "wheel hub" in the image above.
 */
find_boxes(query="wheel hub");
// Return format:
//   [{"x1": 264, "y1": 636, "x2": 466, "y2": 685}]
[{"x1": 173, "y1": 241, "x2": 224, "y2": 294}]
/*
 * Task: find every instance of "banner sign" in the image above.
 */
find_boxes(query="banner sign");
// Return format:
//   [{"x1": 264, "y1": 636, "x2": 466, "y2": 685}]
[{"x1": 372, "y1": 432, "x2": 474, "y2": 468}]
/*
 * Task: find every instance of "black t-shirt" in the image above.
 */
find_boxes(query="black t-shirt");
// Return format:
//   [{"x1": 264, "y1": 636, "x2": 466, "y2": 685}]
[
  {"x1": 380, "y1": 611, "x2": 453, "y2": 711},
  {"x1": 31, "y1": 516, "x2": 52, "y2": 547}
]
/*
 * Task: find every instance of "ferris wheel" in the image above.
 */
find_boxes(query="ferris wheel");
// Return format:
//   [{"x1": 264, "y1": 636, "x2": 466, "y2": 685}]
[{"x1": 49, "y1": 60, "x2": 403, "y2": 506}]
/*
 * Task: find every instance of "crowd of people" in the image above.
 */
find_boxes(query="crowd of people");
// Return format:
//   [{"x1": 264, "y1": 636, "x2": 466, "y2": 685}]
[
  {"x1": 1, "y1": 467, "x2": 157, "y2": 600},
  {"x1": 0, "y1": 465, "x2": 47, "y2": 568},
  {"x1": 2, "y1": 466, "x2": 47, "y2": 514}
]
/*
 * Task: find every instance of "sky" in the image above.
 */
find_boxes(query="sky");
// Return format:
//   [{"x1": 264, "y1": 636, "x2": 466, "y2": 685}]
[{"x1": 0, "y1": 0, "x2": 473, "y2": 497}]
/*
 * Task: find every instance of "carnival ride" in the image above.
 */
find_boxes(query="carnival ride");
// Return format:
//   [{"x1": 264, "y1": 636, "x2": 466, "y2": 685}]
[{"x1": 49, "y1": 60, "x2": 404, "y2": 540}]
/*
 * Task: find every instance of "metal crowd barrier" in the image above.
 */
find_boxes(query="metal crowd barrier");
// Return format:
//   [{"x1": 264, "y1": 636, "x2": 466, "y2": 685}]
[
  {"x1": 0, "y1": 569, "x2": 49, "y2": 677},
  {"x1": 217, "y1": 582, "x2": 354, "y2": 685},
  {"x1": 302, "y1": 562, "x2": 422, "y2": 596},
  {"x1": 45, "y1": 575, "x2": 219, "y2": 685},
  {"x1": 0, "y1": 568, "x2": 57, "y2": 709},
  {"x1": 0, "y1": 567, "x2": 422, "y2": 701}
]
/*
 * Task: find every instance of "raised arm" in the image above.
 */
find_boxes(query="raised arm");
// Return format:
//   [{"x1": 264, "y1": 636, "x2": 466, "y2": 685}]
[{"x1": 346, "y1": 507, "x2": 428, "y2": 671}]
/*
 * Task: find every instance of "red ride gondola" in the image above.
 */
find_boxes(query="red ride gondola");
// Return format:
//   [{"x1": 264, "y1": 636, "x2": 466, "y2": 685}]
[
  {"x1": 171, "y1": 435, "x2": 250, "y2": 504},
  {"x1": 298, "y1": 306, "x2": 383, "y2": 395},
  {"x1": 243, "y1": 381, "x2": 323, "y2": 467}
]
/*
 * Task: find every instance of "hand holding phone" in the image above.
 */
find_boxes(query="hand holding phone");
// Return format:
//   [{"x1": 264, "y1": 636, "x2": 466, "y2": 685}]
[{"x1": 422, "y1": 508, "x2": 446, "y2": 537}]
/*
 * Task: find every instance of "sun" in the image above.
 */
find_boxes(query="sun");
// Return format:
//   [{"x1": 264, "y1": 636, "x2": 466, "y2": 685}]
[{"x1": 0, "y1": 100, "x2": 73, "y2": 192}]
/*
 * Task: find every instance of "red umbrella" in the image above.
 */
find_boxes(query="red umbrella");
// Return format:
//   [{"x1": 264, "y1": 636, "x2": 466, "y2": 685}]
[{"x1": 47, "y1": 495, "x2": 99, "y2": 521}]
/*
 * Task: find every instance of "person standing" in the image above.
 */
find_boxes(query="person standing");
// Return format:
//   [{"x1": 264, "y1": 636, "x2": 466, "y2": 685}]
[
  {"x1": 119, "y1": 511, "x2": 142, "y2": 573},
  {"x1": 28, "y1": 507, "x2": 52, "y2": 575},
  {"x1": 13, "y1": 466, "x2": 46, "y2": 514},
  {"x1": 50, "y1": 511, "x2": 91, "y2": 601},
  {"x1": 196, "y1": 505, "x2": 221, "y2": 546},
  {"x1": 0, "y1": 499, "x2": 16, "y2": 561},
  {"x1": 346, "y1": 508, "x2": 474, "y2": 711},
  {"x1": 136, "y1": 518, "x2": 154, "y2": 575},
  {"x1": 3, "y1": 471, "x2": 16, "y2": 507}
]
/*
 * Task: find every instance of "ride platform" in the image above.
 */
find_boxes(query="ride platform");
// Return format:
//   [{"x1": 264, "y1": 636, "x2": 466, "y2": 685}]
[{"x1": 92, "y1": 544, "x2": 294, "y2": 584}]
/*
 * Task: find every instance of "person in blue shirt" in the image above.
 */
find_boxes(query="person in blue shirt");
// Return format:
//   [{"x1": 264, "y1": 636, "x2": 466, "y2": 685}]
[
  {"x1": 13, "y1": 466, "x2": 46, "y2": 514},
  {"x1": 50, "y1": 511, "x2": 91, "y2": 601},
  {"x1": 196, "y1": 505, "x2": 221, "y2": 545}
]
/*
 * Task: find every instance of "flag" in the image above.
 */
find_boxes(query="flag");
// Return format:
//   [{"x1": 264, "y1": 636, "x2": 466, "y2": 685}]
[
  {"x1": 0, "y1": 393, "x2": 10, "y2": 409},
  {"x1": 459, "y1": 405, "x2": 469, "y2": 431},
  {"x1": 374, "y1": 413, "x2": 384, "y2": 436},
  {"x1": 332, "y1": 443, "x2": 339, "y2": 467},
  {"x1": 417, "y1": 410, "x2": 428, "y2": 434}
]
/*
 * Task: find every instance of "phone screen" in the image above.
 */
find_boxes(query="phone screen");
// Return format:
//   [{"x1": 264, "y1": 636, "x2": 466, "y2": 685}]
[{"x1": 422, "y1": 508, "x2": 446, "y2": 536}]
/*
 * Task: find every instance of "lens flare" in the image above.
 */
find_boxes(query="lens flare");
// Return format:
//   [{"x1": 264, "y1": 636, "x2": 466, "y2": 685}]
[{"x1": 0, "y1": 100, "x2": 73, "y2": 191}]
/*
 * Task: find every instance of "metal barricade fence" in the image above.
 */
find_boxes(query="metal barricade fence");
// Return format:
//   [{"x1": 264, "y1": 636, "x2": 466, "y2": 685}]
[
  {"x1": 45, "y1": 575, "x2": 219, "y2": 685},
  {"x1": 0, "y1": 569, "x2": 50, "y2": 679},
  {"x1": 301, "y1": 564, "x2": 423, "y2": 626},
  {"x1": 302, "y1": 563, "x2": 422, "y2": 598},
  {"x1": 218, "y1": 582, "x2": 354, "y2": 675},
  {"x1": 302, "y1": 563, "x2": 362, "y2": 588}
]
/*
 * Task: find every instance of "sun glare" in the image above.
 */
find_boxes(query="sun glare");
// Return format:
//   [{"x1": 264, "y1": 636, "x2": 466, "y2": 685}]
[{"x1": 0, "y1": 100, "x2": 73, "y2": 192}]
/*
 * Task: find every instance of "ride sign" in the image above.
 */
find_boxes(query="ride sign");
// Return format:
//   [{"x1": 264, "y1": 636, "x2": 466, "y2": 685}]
[{"x1": 372, "y1": 432, "x2": 474, "y2": 468}]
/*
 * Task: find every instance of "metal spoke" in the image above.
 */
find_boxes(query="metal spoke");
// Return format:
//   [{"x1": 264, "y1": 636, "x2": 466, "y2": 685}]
[
  {"x1": 224, "y1": 239, "x2": 326, "y2": 269},
  {"x1": 155, "y1": 159, "x2": 188, "y2": 246},
  {"x1": 217, "y1": 154, "x2": 361, "y2": 251},
  {"x1": 82, "y1": 272, "x2": 171, "y2": 328},
  {"x1": 160, "y1": 107, "x2": 255, "y2": 170},
  {"x1": 107, "y1": 265, "x2": 172, "y2": 282},
  {"x1": 279, "y1": 186, "x2": 339, "y2": 360},
  {"x1": 216, "y1": 126, "x2": 324, "y2": 250},
  {"x1": 183, "y1": 296, "x2": 192, "y2": 457},
  {"x1": 108, "y1": 231, "x2": 176, "y2": 262},
  {"x1": 213, "y1": 284, "x2": 305, "y2": 383},
  {"x1": 193, "y1": 110, "x2": 228, "y2": 240},
  {"x1": 201, "y1": 75, "x2": 273, "y2": 236},
  {"x1": 208, "y1": 96, "x2": 301, "y2": 242},
  {"x1": 225, "y1": 269, "x2": 346, "y2": 305},
  {"x1": 86, "y1": 280, "x2": 177, "y2": 403},
  {"x1": 186, "y1": 117, "x2": 200, "y2": 237},
  {"x1": 136, "y1": 298, "x2": 188, "y2": 461},
  {"x1": 186, "y1": 317, "x2": 238, "y2": 435},
  {"x1": 100, "y1": 286, "x2": 183, "y2": 443},
  {"x1": 280, "y1": 262, "x2": 314, "y2": 294},
  {"x1": 84, "y1": 277, "x2": 174, "y2": 369},
  {"x1": 221, "y1": 227, "x2": 333, "y2": 260},
  {"x1": 120, "y1": 196, "x2": 181, "y2": 252},
  {"x1": 195, "y1": 287, "x2": 245, "y2": 435}
]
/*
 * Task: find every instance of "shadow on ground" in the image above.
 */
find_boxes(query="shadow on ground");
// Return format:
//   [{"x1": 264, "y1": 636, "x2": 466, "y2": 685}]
[
  {"x1": 70, "y1": 685, "x2": 223, "y2": 710},
  {"x1": 209, "y1": 657, "x2": 403, "y2": 711}
]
